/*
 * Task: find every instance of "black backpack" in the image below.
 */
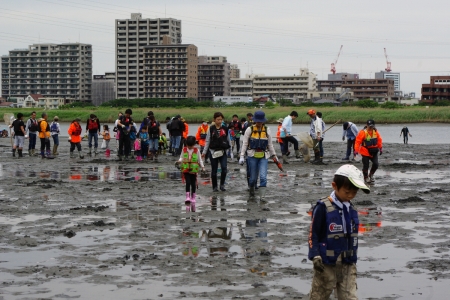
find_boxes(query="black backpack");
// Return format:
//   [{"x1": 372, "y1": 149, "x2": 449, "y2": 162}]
[
  {"x1": 170, "y1": 119, "x2": 180, "y2": 131},
  {"x1": 29, "y1": 118, "x2": 38, "y2": 132}
]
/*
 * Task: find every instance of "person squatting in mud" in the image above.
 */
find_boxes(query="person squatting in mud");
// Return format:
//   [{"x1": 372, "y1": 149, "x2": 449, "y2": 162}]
[
  {"x1": 308, "y1": 164, "x2": 370, "y2": 300},
  {"x1": 239, "y1": 110, "x2": 279, "y2": 200},
  {"x1": 176, "y1": 136, "x2": 205, "y2": 207},
  {"x1": 355, "y1": 119, "x2": 383, "y2": 184},
  {"x1": 201, "y1": 112, "x2": 231, "y2": 192},
  {"x1": 342, "y1": 121, "x2": 359, "y2": 161}
]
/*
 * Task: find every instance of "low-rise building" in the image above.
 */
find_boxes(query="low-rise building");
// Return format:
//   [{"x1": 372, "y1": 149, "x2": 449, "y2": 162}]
[
  {"x1": 252, "y1": 68, "x2": 316, "y2": 102},
  {"x1": 421, "y1": 76, "x2": 450, "y2": 103},
  {"x1": 213, "y1": 96, "x2": 252, "y2": 104},
  {"x1": 341, "y1": 78, "x2": 394, "y2": 101}
]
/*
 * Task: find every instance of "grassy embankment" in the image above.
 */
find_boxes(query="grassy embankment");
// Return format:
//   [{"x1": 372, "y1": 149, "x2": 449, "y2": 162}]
[{"x1": 1, "y1": 106, "x2": 449, "y2": 124}]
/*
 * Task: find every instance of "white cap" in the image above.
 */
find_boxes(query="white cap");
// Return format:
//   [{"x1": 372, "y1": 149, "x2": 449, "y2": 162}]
[{"x1": 335, "y1": 164, "x2": 370, "y2": 194}]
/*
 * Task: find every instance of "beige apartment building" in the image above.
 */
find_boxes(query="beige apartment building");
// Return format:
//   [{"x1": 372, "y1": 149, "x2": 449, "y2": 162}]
[
  {"x1": 252, "y1": 68, "x2": 316, "y2": 101},
  {"x1": 1, "y1": 43, "x2": 92, "y2": 101},
  {"x1": 143, "y1": 44, "x2": 198, "y2": 100},
  {"x1": 230, "y1": 64, "x2": 240, "y2": 79},
  {"x1": 115, "y1": 13, "x2": 182, "y2": 99}
]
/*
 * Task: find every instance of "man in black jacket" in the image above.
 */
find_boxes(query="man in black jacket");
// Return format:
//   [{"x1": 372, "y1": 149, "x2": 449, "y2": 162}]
[{"x1": 169, "y1": 114, "x2": 185, "y2": 156}]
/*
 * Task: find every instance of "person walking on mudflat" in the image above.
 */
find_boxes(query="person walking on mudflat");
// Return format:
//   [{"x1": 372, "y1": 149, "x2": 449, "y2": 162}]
[
  {"x1": 400, "y1": 126, "x2": 412, "y2": 144},
  {"x1": 68, "y1": 118, "x2": 84, "y2": 159},
  {"x1": 307, "y1": 109, "x2": 324, "y2": 165},
  {"x1": 355, "y1": 119, "x2": 383, "y2": 184},
  {"x1": 342, "y1": 121, "x2": 359, "y2": 161},
  {"x1": 239, "y1": 111, "x2": 279, "y2": 200},
  {"x1": 10, "y1": 113, "x2": 26, "y2": 158},
  {"x1": 308, "y1": 164, "x2": 370, "y2": 300},
  {"x1": 280, "y1": 111, "x2": 300, "y2": 164},
  {"x1": 201, "y1": 112, "x2": 230, "y2": 192}
]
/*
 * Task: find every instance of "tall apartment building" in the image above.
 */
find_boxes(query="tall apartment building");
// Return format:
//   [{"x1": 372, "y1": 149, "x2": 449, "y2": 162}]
[
  {"x1": 230, "y1": 64, "x2": 240, "y2": 79},
  {"x1": 341, "y1": 78, "x2": 394, "y2": 101},
  {"x1": 1, "y1": 43, "x2": 92, "y2": 101},
  {"x1": 143, "y1": 44, "x2": 198, "y2": 99},
  {"x1": 252, "y1": 68, "x2": 316, "y2": 101},
  {"x1": 115, "y1": 13, "x2": 182, "y2": 99},
  {"x1": 92, "y1": 72, "x2": 116, "y2": 106},
  {"x1": 197, "y1": 56, "x2": 230, "y2": 101},
  {"x1": 375, "y1": 71, "x2": 400, "y2": 91},
  {"x1": 421, "y1": 76, "x2": 450, "y2": 102}
]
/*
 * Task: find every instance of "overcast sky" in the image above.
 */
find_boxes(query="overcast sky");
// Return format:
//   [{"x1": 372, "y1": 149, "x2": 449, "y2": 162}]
[{"x1": 2, "y1": 0, "x2": 449, "y2": 96}]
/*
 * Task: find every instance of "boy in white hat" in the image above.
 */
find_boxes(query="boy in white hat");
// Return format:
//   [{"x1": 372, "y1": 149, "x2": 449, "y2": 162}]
[{"x1": 308, "y1": 164, "x2": 370, "y2": 299}]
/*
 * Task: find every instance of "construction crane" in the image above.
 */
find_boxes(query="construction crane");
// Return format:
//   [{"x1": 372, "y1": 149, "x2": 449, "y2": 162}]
[
  {"x1": 330, "y1": 45, "x2": 343, "y2": 74},
  {"x1": 384, "y1": 48, "x2": 392, "y2": 72}
]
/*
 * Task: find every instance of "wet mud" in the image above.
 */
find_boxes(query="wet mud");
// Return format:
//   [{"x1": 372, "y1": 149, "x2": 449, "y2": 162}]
[{"x1": 0, "y1": 140, "x2": 449, "y2": 299}]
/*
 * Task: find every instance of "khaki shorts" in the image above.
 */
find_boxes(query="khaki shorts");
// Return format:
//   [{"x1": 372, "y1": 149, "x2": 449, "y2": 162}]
[
  {"x1": 310, "y1": 263, "x2": 357, "y2": 300},
  {"x1": 14, "y1": 136, "x2": 25, "y2": 148}
]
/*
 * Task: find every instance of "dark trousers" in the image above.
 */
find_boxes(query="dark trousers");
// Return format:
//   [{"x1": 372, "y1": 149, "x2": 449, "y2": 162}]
[
  {"x1": 318, "y1": 138, "x2": 324, "y2": 157},
  {"x1": 281, "y1": 136, "x2": 298, "y2": 154},
  {"x1": 185, "y1": 173, "x2": 197, "y2": 193},
  {"x1": 403, "y1": 135, "x2": 408, "y2": 144},
  {"x1": 362, "y1": 152, "x2": 379, "y2": 178},
  {"x1": 346, "y1": 139, "x2": 356, "y2": 158},
  {"x1": 70, "y1": 142, "x2": 82, "y2": 152},
  {"x1": 40, "y1": 138, "x2": 50, "y2": 153},
  {"x1": 28, "y1": 133, "x2": 37, "y2": 150},
  {"x1": 140, "y1": 143, "x2": 149, "y2": 157},
  {"x1": 210, "y1": 151, "x2": 227, "y2": 188},
  {"x1": 118, "y1": 131, "x2": 131, "y2": 156},
  {"x1": 235, "y1": 137, "x2": 240, "y2": 153}
]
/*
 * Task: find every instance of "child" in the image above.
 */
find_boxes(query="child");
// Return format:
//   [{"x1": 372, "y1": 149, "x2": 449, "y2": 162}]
[
  {"x1": 68, "y1": 118, "x2": 84, "y2": 159},
  {"x1": 129, "y1": 125, "x2": 137, "y2": 159},
  {"x1": 101, "y1": 125, "x2": 111, "y2": 155},
  {"x1": 176, "y1": 136, "x2": 205, "y2": 207},
  {"x1": 50, "y1": 116, "x2": 60, "y2": 155},
  {"x1": 138, "y1": 126, "x2": 149, "y2": 160},
  {"x1": 158, "y1": 132, "x2": 168, "y2": 154},
  {"x1": 308, "y1": 164, "x2": 370, "y2": 299}
]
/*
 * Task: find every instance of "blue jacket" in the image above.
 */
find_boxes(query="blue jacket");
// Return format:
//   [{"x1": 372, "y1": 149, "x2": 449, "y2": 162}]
[{"x1": 308, "y1": 195, "x2": 359, "y2": 265}]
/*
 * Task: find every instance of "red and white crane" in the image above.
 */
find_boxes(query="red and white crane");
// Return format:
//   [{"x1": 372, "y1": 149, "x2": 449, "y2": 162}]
[
  {"x1": 384, "y1": 48, "x2": 392, "y2": 72},
  {"x1": 330, "y1": 45, "x2": 343, "y2": 74}
]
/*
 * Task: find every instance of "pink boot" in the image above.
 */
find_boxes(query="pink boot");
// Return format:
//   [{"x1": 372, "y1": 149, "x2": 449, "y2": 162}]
[
  {"x1": 136, "y1": 156, "x2": 142, "y2": 161},
  {"x1": 185, "y1": 192, "x2": 191, "y2": 205},
  {"x1": 105, "y1": 149, "x2": 111, "y2": 156},
  {"x1": 190, "y1": 193, "x2": 196, "y2": 203}
]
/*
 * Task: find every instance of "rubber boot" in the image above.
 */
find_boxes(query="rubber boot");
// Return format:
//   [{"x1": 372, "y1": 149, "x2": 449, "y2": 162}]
[
  {"x1": 46, "y1": 151, "x2": 54, "y2": 159},
  {"x1": 117, "y1": 155, "x2": 123, "y2": 161},
  {"x1": 87, "y1": 147, "x2": 92, "y2": 155},
  {"x1": 18, "y1": 149, "x2": 23, "y2": 158},
  {"x1": 185, "y1": 192, "x2": 191, "y2": 205},
  {"x1": 220, "y1": 172, "x2": 227, "y2": 191},
  {"x1": 212, "y1": 175, "x2": 218, "y2": 192},
  {"x1": 282, "y1": 154, "x2": 289, "y2": 164},
  {"x1": 94, "y1": 148, "x2": 98, "y2": 155},
  {"x1": 191, "y1": 193, "x2": 196, "y2": 204},
  {"x1": 311, "y1": 152, "x2": 320, "y2": 164},
  {"x1": 41, "y1": 151, "x2": 45, "y2": 159},
  {"x1": 32, "y1": 149, "x2": 37, "y2": 156},
  {"x1": 154, "y1": 152, "x2": 158, "y2": 161},
  {"x1": 130, "y1": 150, "x2": 135, "y2": 159},
  {"x1": 295, "y1": 149, "x2": 301, "y2": 158},
  {"x1": 28, "y1": 149, "x2": 32, "y2": 156},
  {"x1": 78, "y1": 151, "x2": 84, "y2": 159},
  {"x1": 70, "y1": 151, "x2": 76, "y2": 158},
  {"x1": 12, "y1": 149, "x2": 16, "y2": 157},
  {"x1": 249, "y1": 186, "x2": 255, "y2": 197},
  {"x1": 53, "y1": 145, "x2": 59, "y2": 155},
  {"x1": 259, "y1": 186, "x2": 266, "y2": 201},
  {"x1": 105, "y1": 149, "x2": 111, "y2": 156}
]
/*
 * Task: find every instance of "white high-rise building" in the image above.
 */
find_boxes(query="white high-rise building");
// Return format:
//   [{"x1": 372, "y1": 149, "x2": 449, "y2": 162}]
[
  {"x1": 375, "y1": 71, "x2": 400, "y2": 91},
  {"x1": 115, "y1": 13, "x2": 182, "y2": 99},
  {"x1": 1, "y1": 43, "x2": 92, "y2": 101}
]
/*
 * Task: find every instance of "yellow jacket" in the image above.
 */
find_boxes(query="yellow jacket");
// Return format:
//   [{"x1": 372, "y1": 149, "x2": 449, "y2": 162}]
[{"x1": 39, "y1": 119, "x2": 51, "y2": 139}]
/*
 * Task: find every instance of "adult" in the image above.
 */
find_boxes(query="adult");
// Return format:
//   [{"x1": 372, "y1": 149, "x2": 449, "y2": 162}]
[
  {"x1": 196, "y1": 118, "x2": 210, "y2": 163},
  {"x1": 202, "y1": 112, "x2": 230, "y2": 192},
  {"x1": 342, "y1": 121, "x2": 359, "y2": 160},
  {"x1": 26, "y1": 111, "x2": 39, "y2": 156},
  {"x1": 50, "y1": 116, "x2": 61, "y2": 156},
  {"x1": 280, "y1": 111, "x2": 300, "y2": 164},
  {"x1": 168, "y1": 114, "x2": 184, "y2": 156},
  {"x1": 38, "y1": 112, "x2": 53, "y2": 159},
  {"x1": 68, "y1": 118, "x2": 84, "y2": 159},
  {"x1": 355, "y1": 119, "x2": 383, "y2": 184},
  {"x1": 117, "y1": 109, "x2": 134, "y2": 161},
  {"x1": 229, "y1": 114, "x2": 243, "y2": 156},
  {"x1": 86, "y1": 114, "x2": 101, "y2": 155},
  {"x1": 10, "y1": 113, "x2": 26, "y2": 158},
  {"x1": 316, "y1": 111, "x2": 326, "y2": 163},
  {"x1": 242, "y1": 113, "x2": 253, "y2": 134},
  {"x1": 140, "y1": 111, "x2": 154, "y2": 131},
  {"x1": 239, "y1": 111, "x2": 278, "y2": 200},
  {"x1": 400, "y1": 126, "x2": 412, "y2": 144},
  {"x1": 147, "y1": 115, "x2": 162, "y2": 160},
  {"x1": 307, "y1": 109, "x2": 324, "y2": 165},
  {"x1": 114, "y1": 112, "x2": 123, "y2": 151}
]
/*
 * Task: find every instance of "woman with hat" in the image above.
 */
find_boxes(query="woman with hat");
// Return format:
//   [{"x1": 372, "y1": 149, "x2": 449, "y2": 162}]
[{"x1": 239, "y1": 111, "x2": 279, "y2": 200}]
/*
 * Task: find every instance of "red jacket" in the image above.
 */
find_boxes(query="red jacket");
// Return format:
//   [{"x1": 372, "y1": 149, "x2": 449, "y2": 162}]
[{"x1": 355, "y1": 128, "x2": 383, "y2": 157}]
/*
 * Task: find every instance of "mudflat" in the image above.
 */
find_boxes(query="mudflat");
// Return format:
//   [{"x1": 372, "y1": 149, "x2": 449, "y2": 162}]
[{"x1": 0, "y1": 139, "x2": 449, "y2": 299}]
